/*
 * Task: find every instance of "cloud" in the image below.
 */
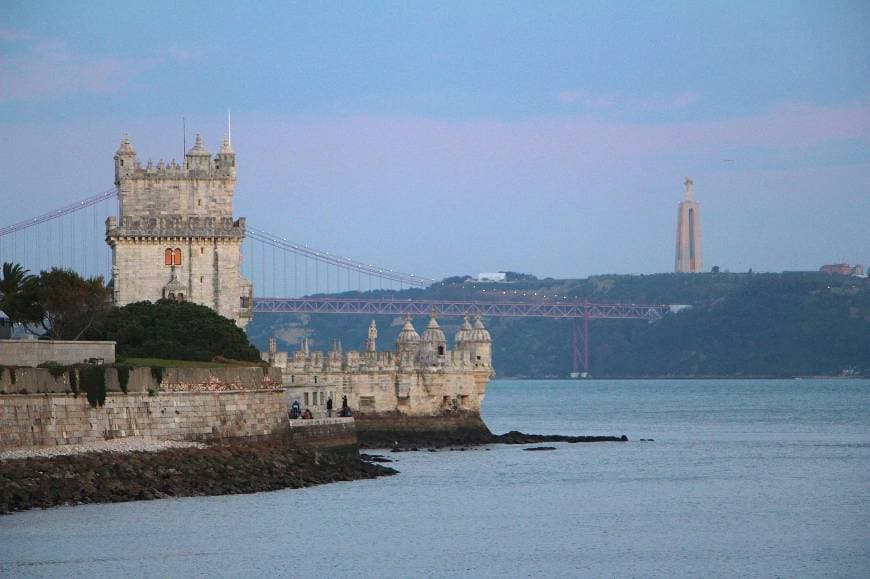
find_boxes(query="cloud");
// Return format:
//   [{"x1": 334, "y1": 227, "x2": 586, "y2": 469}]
[
  {"x1": 556, "y1": 89, "x2": 701, "y2": 111},
  {"x1": 670, "y1": 91, "x2": 700, "y2": 108},
  {"x1": 0, "y1": 31, "x2": 200, "y2": 102}
]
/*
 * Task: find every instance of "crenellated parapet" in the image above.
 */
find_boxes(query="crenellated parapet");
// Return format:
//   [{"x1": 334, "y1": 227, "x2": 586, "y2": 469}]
[
  {"x1": 114, "y1": 133, "x2": 235, "y2": 184},
  {"x1": 264, "y1": 316, "x2": 494, "y2": 418},
  {"x1": 263, "y1": 315, "x2": 492, "y2": 376}
]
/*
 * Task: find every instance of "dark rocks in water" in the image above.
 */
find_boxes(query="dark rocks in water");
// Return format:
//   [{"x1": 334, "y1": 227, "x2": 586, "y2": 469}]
[
  {"x1": 360, "y1": 453, "x2": 393, "y2": 463},
  {"x1": 523, "y1": 446, "x2": 556, "y2": 451},
  {"x1": 639, "y1": 438, "x2": 655, "y2": 442},
  {"x1": 0, "y1": 436, "x2": 397, "y2": 515},
  {"x1": 492, "y1": 431, "x2": 628, "y2": 444}
]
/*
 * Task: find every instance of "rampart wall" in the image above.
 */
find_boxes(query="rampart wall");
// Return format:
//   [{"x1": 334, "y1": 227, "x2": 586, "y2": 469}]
[
  {"x1": 286, "y1": 417, "x2": 357, "y2": 449},
  {"x1": 0, "y1": 366, "x2": 282, "y2": 395},
  {"x1": 0, "y1": 340, "x2": 116, "y2": 367},
  {"x1": 0, "y1": 390, "x2": 288, "y2": 449}
]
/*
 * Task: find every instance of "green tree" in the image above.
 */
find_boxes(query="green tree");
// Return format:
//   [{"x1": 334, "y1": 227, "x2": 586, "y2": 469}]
[
  {"x1": 91, "y1": 300, "x2": 261, "y2": 362},
  {"x1": 36, "y1": 268, "x2": 110, "y2": 340},
  {"x1": 0, "y1": 262, "x2": 43, "y2": 328}
]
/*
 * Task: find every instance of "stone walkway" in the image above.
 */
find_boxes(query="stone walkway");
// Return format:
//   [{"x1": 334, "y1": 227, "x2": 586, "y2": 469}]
[{"x1": 0, "y1": 437, "x2": 206, "y2": 461}]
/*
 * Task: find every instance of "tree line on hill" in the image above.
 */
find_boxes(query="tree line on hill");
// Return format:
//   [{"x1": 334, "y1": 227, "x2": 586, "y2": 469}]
[{"x1": 246, "y1": 271, "x2": 870, "y2": 378}]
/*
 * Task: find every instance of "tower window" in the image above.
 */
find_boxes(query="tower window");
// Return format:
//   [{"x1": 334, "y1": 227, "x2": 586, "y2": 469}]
[
  {"x1": 200, "y1": 247, "x2": 204, "y2": 254},
  {"x1": 164, "y1": 248, "x2": 173, "y2": 266},
  {"x1": 173, "y1": 248, "x2": 182, "y2": 266}
]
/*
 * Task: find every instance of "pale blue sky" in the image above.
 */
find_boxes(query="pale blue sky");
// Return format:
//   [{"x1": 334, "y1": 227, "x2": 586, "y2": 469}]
[{"x1": 1, "y1": 1, "x2": 868, "y2": 279}]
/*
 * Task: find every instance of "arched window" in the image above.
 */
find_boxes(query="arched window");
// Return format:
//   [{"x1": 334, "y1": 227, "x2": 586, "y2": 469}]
[
  {"x1": 164, "y1": 248, "x2": 173, "y2": 266},
  {"x1": 173, "y1": 248, "x2": 182, "y2": 266},
  {"x1": 176, "y1": 293, "x2": 184, "y2": 302}
]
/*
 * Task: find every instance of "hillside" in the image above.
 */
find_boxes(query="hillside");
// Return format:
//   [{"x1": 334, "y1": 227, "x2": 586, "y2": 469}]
[{"x1": 246, "y1": 272, "x2": 870, "y2": 378}]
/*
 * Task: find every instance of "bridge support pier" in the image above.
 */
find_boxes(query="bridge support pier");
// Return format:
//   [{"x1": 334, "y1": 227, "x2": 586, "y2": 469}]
[{"x1": 570, "y1": 300, "x2": 590, "y2": 378}]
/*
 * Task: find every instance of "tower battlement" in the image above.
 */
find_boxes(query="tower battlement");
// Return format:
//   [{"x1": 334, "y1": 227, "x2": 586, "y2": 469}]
[{"x1": 264, "y1": 316, "x2": 494, "y2": 418}]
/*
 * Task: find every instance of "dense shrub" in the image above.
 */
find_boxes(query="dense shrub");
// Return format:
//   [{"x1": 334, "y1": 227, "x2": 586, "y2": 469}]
[{"x1": 88, "y1": 300, "x2": 260, "y2": 362}]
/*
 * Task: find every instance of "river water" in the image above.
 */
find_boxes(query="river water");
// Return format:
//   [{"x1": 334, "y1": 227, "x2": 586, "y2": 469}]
[{"x1": 1, "y1": 379, "x2": 868, "y2": 577}]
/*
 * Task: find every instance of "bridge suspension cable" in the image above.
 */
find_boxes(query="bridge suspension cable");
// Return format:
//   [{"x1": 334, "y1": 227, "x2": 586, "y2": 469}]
[
  {"x1": 245, "y1": 226, "x2": 434, "y2": 288},
  {"x1": 0, "y1": 188, "x2": 435, "y2": 293},
  {"x1": 0, "y1": 188, "x2": 117, "y2": 238}
]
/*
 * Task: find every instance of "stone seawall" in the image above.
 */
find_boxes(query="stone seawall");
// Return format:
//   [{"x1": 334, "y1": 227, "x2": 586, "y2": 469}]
[
  {"x1": 0, "y1": 366, "x2": 282, "y2": 395},
  {"x1": 354, "y1": 413, "x2": 493, "y2": 447},
  {"x1": 0, "y1": 340, "x2": 115, "y2": 367},
  {"x1": 287, "y1": 417, "x2": 357, "y2": 449},
  {"x1": 0, "y1": 390, "x2": 288, "y2": 448}
]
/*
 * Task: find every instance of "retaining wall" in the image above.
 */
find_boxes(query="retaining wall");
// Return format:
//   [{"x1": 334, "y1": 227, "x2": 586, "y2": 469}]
[
  {"x1": 0, "y1": 340, "x2": 115, "y2": 366},
  {"x1": 0, "y1": 366, "x2": 282, "y2": 395},
  {"x1": 286, "y1": 417, "x2": 357, "y2": 449},
  {"x1": 0, "y1": 390, "x2": 288, "y2": 448}
]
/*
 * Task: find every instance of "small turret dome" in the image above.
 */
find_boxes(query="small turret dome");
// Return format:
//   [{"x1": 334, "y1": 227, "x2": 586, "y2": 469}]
[
  {"x1": 396, "y1": 316, "x2": 421, "y2": 344},
  {"x1": 470, "y1": 315, "x2": 491, "y2": 342},
  {"x1": 421, "y1": 315, "x2": 446, "y2": 344},
  {"x1": 454, "y1": 315, "x2": 473, "y2": 344},
  {"x1": 115, "y1": 135, "x2": 136, "y2": 156},
  {"x1": 186, "y1": 133, "x2": 210, "y2": 157}
]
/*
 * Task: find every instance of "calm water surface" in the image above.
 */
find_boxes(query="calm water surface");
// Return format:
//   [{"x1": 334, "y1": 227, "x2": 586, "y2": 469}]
[{"x1": 1, "y1": 379, "x2": 868, "y2": 578}]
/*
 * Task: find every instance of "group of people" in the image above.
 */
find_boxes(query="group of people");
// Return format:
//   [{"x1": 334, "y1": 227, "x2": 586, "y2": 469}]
[{"x1": 289, "y1": 395, "x2": 352, "y2": 420}]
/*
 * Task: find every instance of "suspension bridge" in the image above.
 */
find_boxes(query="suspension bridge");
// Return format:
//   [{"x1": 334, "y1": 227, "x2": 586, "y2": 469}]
[{"x1": 0, "y1": 187, "x2": 671, "y2": 375}]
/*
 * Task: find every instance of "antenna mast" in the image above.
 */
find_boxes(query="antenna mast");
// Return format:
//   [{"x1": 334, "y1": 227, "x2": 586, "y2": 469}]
[{"x1": 182, "y1": 116, "x2": 186, "y2": 158}]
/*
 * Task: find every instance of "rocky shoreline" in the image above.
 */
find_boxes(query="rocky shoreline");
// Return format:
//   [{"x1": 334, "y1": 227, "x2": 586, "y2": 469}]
[
  {"x1": 1, "y1": 420, "x2": 628, "y2": 515},
  {"x1": 355, "y1": 413, "x2": 629, "y2": 448},
  {"x1": 0, "y1": 435, "x2": 396, "y2": 515}
]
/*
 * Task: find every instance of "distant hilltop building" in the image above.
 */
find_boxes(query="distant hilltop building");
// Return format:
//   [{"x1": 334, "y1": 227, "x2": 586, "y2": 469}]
[
  {"x1": 477, "y1": 272, "x2": 506, "y2": 282},
  {"x1": 820, "y1": 263, "x2": 865, "y2": 276},
  {"x1": 105, "y1": 133, "x2": 253, "y2": 327},
  {"x1": 675, "y1": 177, "x2": 704, "y2": 273}
]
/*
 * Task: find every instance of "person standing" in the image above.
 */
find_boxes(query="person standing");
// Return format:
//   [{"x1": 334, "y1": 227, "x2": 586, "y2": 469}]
[{"x1": 326, "y1": 396, "x2": 333, "y2": 417}]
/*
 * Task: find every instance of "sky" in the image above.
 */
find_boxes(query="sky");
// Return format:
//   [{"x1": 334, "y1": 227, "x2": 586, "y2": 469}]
[{"x1": 1, "y1": 1, "x2": 869, "y2": 281}]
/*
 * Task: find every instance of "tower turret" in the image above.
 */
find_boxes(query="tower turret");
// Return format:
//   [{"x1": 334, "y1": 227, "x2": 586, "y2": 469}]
[
  {"x1": 365, "y1": 320, "x2": 378, "y2": 352},
  {"x1": 185, "y1": 133, "x2": 212, "y2": 173},
  {"x1": 420, "y1": 314, "x2": 448, "y2": 363},
  {"x1": 114, "y1": 135, "x2": 138, "y2": 183},
  {"x1": 396, "y1": 315, "x2": 421, "y2": 365},
  {"x1": 468, "y1": 315, "x2": 492, "y2": 368},
  {"x1": 453, "y1": 315, "x2": 473, "y2": 350},
  {"x1": 215, "y1": 136, "x2": 236, "y2": 178}
]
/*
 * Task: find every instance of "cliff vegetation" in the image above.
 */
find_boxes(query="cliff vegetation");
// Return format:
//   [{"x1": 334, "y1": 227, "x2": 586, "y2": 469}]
[{"x1": 246, "y1": 272, "x2": 869, "y2": 378}]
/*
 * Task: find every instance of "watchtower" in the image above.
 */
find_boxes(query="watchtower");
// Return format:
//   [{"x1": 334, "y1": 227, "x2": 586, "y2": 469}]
[{"x1": 105, "y1": 133, "x2": 253, "y2": 327}]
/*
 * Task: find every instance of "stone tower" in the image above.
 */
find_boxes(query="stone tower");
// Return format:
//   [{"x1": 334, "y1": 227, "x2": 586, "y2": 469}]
[
  {"x1": 674, "y1": 177, "x2": 703, "y2": 273},
  {"x1": 105, "y1": 134, "x2": 253, "y2": 327}
]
